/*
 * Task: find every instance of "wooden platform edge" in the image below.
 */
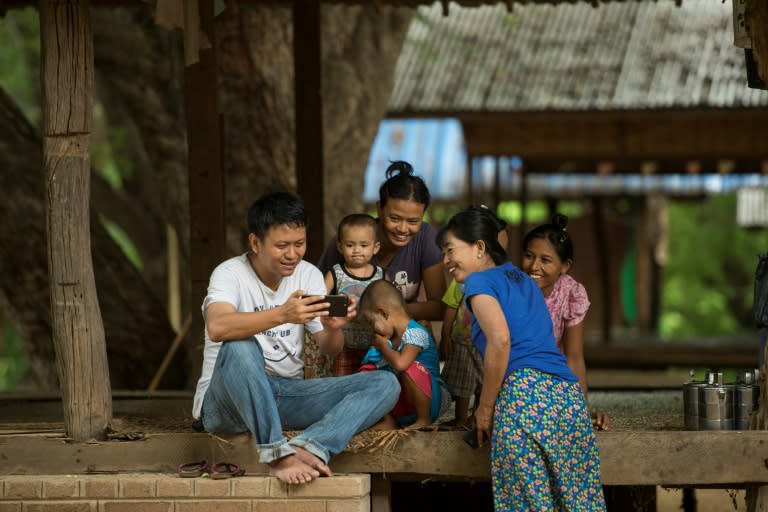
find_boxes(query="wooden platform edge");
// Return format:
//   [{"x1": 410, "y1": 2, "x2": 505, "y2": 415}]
[{"x1": 2, "y1": 431, "x2": 768, "y2": 486}]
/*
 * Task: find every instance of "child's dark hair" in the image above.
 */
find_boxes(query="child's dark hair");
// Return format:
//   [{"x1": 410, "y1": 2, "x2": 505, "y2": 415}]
[
  {"x1": 247, "y1": 192, "x2": 307, "y2": 240},
  {"x1": 523, "y1": 213, "x2": 574, "y2": 263},
  {"x1": 337, "y1": 213, "x2": 378, "y2": 241},
  {"x1": 437, "y1": 207, "x2": 508, "y2": 265},
  {"x1": 359, "y1": 279, "x2": 406, "y2": 313},
  {"x1": 378, "y1": 161, "x2": 431, "y2": 210}
]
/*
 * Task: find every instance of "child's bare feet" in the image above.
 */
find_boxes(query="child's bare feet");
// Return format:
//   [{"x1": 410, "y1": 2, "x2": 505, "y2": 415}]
[
  {"x1": 268, "y1": 455, "x2": 319, "y2": 484},
  {"x1": 403, "y1": 418, "x2": 433, "y2": 430},
  {"x1": 292, "y1": 446, "x2": 333, "y2": 477},
  {"x1": 370, "y1": 414, "x2": 398, "y2": 430}
]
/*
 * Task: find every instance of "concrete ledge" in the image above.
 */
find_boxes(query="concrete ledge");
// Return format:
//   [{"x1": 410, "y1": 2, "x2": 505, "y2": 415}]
[
  {"x1": 1, "y1": 475, "x2": 369, "y2": 499},
  {"x1": 0, "y1": 474, "x2": 371, "y2": 512}
]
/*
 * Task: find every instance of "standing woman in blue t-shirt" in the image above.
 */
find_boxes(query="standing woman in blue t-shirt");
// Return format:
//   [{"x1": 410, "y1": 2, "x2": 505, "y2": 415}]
[{"x1": 437, "y1": 208, "x2": 606, "y2": 512}]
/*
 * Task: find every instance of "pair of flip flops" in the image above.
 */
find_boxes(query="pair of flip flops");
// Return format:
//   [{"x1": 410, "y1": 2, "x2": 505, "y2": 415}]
[{"x1": 177, "y1": 460, "x2": 245, "y2": 479}]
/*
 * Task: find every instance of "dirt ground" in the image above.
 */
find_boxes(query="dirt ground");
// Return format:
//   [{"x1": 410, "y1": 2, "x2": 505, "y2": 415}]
[{"x1": 658, "y1": 488, "x2": 745, "y2": 512}]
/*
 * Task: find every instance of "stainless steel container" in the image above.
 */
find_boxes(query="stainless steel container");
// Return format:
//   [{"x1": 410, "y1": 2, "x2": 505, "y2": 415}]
[
  {"x1": 735, "y1": 369, "x2": 760, "y2": 430},
  {"x1": 698, "y1": 372, "x2": 735, "y2": 430},
  {"x1": 683, "y1": 383, "x2": 704, "y2": 430},
  {"x1": 682, "y1": 370, "x2": 714, "y2": 430}
]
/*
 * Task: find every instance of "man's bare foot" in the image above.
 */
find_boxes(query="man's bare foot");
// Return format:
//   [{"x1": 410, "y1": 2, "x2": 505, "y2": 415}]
[
  {"x1": 268, "y1": 455, "x2": 319, "y2": 485},
  {"x1": 292, "y1": 446, "x2": 333, "y2": 477},
  {"x1": 403, "y1": 418, "x2": 433, "y2": 431},
  {"x1": 370, "y1": 414, "x2": 398, "y2": 430}
]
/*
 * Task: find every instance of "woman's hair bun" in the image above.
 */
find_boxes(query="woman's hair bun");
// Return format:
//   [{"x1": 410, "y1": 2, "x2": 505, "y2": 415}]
[
  {"x1": 385, "y1": 160, "x2": 414, "y2": 179},
  {"x1": 551, "y1": 213, "x2": 569, "y2": 231}
]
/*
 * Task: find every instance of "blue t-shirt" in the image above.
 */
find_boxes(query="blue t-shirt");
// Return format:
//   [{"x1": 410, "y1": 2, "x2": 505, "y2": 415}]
[{"x1": 464, "y1": 261, "x2": 577, "y2": 382}]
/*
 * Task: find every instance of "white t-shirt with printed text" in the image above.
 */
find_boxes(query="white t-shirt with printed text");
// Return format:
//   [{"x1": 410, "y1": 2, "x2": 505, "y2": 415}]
[{"x1": 192, "y1": 254, "x2": 326, "y2": 419}]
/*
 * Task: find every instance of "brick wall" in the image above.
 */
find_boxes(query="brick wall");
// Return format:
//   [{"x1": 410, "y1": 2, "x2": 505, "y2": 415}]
[{"x1": 0, "y1": 474, "x2": 370, "y2": 512}]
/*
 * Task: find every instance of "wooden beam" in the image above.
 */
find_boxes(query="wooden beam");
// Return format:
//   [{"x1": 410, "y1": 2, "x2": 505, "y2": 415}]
[
  {"x1": 293, "y1": 0, "x2": 325, "y2": 263},
  {"x1": 40, "y1": 0, "x2": 111, "y2": 442},
  {"x1": 460, "y1": 110, "x2": 768, "y2": 160},
  {"x1": 584, "y1": 342, "x2": 757, "y2": 369},
  {"x1": 183, "y1": 0, "x2": 224, "y2": 375},
  {"x1": 5, "y1": 430, "x2": 768, "y2": 487}
]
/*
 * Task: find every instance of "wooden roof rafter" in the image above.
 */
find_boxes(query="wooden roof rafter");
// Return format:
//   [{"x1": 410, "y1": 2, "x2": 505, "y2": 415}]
[{"x1": 459, "y1": 108, "x2": 768, "y2": 168}]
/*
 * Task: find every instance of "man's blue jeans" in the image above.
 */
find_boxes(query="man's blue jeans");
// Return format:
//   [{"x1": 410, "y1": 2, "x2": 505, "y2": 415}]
[{"x1": 201, "y1": 338, "x2": 400, "y2": 465}]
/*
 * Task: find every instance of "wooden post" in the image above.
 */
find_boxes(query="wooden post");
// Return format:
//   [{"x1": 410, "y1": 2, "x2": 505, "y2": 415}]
[
  {"x1": 492, "y1": 156, "x2": 501, "y2": 213},
  {"x1": 40, "y1": 0, "x2": 111, "y2": 441},
  {"x1": 591, "y1": 196, "x2": 613, "y2": 343},
  {"x1": 370, "y1": 475, "x2": 392, "y2": 512},
  {"x1": 517, "y1": 161, "x2": 528, "y2": 262},
  {"x1": 183, "y1": 0, "x2": 224, "y2": 382},
  {"x1": 635, "y1": 197, "x2": 652, "y2": 336},
  {"x1": 466, "y1": 153, "x2": 475, "y2": 204},
  {"x1": 293, "y1": 0, "x2": 325, "y2": 262},
  {"x1": 747, "y1": 484, "x2": 768, "y2": 512}
]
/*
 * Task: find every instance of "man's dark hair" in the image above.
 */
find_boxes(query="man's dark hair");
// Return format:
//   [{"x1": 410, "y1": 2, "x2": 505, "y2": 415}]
[{"x1": 247, "y1": 192, "x2": 307, "y2": 240}]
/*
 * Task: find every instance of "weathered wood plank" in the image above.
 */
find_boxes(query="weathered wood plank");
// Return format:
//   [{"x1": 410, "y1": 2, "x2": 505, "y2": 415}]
[
  {"x1": 585, "y1": 343, "x2": 757, "y2": 369},
  {"x1": 461, "y1": 109, "x2": 768, "y2": 160},
  {"x1": 3, "y1": 431, "x2": 768, "y2": 487},
  {"x1": 40, "y1": 0, "x2": 111, "y2": 442}
]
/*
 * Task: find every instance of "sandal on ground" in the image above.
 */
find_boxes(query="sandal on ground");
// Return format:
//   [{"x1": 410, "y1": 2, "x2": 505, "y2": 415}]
[
  {"x1": 210, "y1": 462, "x2": 246, "y2": 479},
  {"x1": 177, "y1": 460, "x2": 210, "y2": 478}
]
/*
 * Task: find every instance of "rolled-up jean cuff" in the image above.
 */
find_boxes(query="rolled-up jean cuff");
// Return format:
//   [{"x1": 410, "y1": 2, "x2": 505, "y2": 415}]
[
  {"x1": 257, "y1": 436, "x2": 295, "y2": 464},
  {"x1": 289, "y1": 437, "x2": 329, "y2": 464}
]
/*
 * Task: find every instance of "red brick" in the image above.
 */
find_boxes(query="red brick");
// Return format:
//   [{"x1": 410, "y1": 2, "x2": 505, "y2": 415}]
[
  {"x1": 255, "y1": 500, "x2": 325, "y2": 512},
  {"x1": 82, "y1": 477, "x2": 118, "y2": 498},
  {"x1": 4, "y1": 478, "x2": 43, "y2": 499},
  {"x1": 43, "y1": 477, "x2": 80, "y2": 498},
  {"x1": 193, "y1": 479, "x2": 231, "y2": 497},
  {"x1": 288, "y1": 476, "x2": 369, "y2": 498},
  {"x1": 118, "y1": 477, "x2": 156, "y2": 498},
  {"x1": 155, "y1": 478, "x2": 193, "y2": 498},
  {"x1": 327, "y1": 498, "x2": 369, "y2": 512},
  {"x1": 23, "y1": 501, "x2": 96, "y2": 512},
  {"x1": 267, "y1": 480, "x2": 288, "y2": 498},
  {"x1": 175, "y1": 500, "x2": 251, "y2": 512},
  {"x1": 98, "y1": 500, "x2": 173, "y2": 512},
  {"x1": 231, "y1": 478, "x2": 269, "y2": 498}
]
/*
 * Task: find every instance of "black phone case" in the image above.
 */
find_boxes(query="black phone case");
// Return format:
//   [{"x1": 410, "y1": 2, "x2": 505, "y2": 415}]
[{"x1": 325, "y1": 295, "x2": 349, "y2": 317}]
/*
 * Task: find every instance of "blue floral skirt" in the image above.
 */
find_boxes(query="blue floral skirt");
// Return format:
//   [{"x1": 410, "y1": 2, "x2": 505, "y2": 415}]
[{"x1": 492, "y1": 368, "x2": 606, "y2": 511}]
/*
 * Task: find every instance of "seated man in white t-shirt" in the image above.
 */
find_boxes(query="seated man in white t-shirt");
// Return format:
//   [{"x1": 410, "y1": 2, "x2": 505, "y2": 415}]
[{"x1": 192, "y1": 192, "x2": 400, "y2": 485}]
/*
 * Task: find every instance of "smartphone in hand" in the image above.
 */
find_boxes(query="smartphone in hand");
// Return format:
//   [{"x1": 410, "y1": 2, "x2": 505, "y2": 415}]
[
  {"x1": 323, "y1": 294, "x2": 349, "y2": 317},
  {"x1": 305, "y1": 294, "x2": 349, "y2": 317}
]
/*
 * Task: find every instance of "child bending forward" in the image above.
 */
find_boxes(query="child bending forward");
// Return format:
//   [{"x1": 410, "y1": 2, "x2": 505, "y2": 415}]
[{"x1": 359, "y1": 279, "x2": 449, "y2": 429}]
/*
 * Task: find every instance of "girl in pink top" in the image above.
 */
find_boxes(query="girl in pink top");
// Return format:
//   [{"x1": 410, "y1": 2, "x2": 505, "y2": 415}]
[{"x1": 522, "y1": 214, "x2": 609, "y2": 430}]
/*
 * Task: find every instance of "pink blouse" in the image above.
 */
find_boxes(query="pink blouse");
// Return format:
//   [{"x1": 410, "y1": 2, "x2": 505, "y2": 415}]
[{"x1": 544, "y1": 274, "x2": 590, "y2": 350}]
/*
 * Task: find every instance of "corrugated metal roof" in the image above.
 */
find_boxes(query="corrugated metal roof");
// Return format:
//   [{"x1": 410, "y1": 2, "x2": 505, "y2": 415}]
[{"x1": 389, "y1": 1, "x2": 768, "y2": 112}]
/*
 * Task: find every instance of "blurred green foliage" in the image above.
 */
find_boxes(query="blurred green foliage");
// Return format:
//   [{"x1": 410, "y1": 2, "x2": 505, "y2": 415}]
[
  {"x1": 660, "y1": 194, "x2": 768, "y2": 338},
  {"x1": 0, "y1": 8, "x2": 40, "y2": 124},
  {"x1": 0, "y1": 323, "x2": 28, "y2": 390}
]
